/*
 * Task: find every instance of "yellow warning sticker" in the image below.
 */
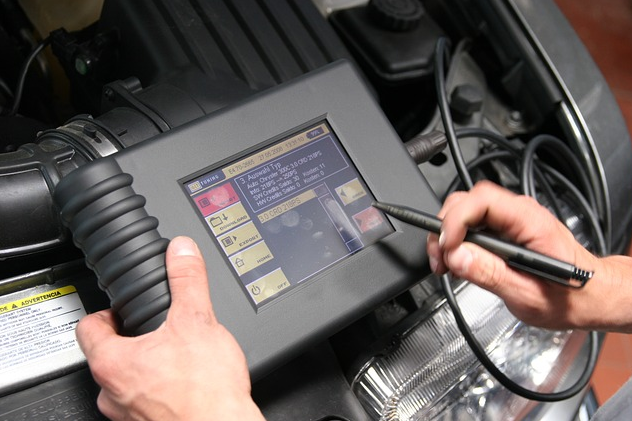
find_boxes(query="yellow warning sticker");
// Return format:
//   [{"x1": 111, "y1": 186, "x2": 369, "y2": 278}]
[
  {"x1": 0, "y1": 284, "x2": 87, "y2": 376},
  {"x1": 0, "y1": 285, "x2": 77, "y2": 315}
]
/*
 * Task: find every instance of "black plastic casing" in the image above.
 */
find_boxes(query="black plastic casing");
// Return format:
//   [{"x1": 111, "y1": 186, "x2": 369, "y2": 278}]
[
  {"x1": 98, "y1": 0, "x2": 353, "y2": 93},
  {"x1": 58, "y1": 61, "x2": 438, "y2": 379},
  {"x1": 330, "y1": 4, "x2": 444, "y2": 85}
]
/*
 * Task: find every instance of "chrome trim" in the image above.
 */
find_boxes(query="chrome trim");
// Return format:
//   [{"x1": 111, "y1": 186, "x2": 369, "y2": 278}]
[{"x1": 505, "y1": 0, "x2": 612, "y2": 249}]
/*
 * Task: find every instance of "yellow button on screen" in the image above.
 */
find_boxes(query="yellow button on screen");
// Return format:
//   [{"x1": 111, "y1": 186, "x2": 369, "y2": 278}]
[
  {"x1": 230, "y1": 241, "x2": 274, "y2": 276},
  {"x1": 206, "y1": 202, "x2": 250, "y2": 236},
  {"x1": 217, "y1": 222, "x2": 262, "y2": 256},
  {"x1": 246, "y1": 269, "x2": 290, "y2": 304},
  {"x1": 335, "y1": 178, "x2": 366, "y2": 205}
]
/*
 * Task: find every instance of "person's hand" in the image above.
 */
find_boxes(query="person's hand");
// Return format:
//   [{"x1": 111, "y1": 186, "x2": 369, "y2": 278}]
[
  {"x1": 427, "y1": 180, "x2": 632, "y2": 332},
  {"x1": 76, "y1": 236, "x2": 266, "y2": 421}
]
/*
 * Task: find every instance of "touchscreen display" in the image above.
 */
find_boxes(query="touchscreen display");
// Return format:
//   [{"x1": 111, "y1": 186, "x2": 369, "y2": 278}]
[{"x1": 183, "y1": 121, "x2": 394, "y2": 308}]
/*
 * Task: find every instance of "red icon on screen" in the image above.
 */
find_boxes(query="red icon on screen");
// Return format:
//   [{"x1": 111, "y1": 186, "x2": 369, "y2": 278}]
[
  {"x1": 353, "y1": 207, "x2": 384, "y2": 233},
  {"x1": 195, "y1": 183, "x2": 239, "y2": 217}
]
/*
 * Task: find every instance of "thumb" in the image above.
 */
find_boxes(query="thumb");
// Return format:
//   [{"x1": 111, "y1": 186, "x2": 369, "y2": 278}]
[
  {"x1": 76, "y1": 309, "x2": 120, "y2": 359},
  {"x1": 165, "y1": 236, "x2": 216, "y2": 323}
]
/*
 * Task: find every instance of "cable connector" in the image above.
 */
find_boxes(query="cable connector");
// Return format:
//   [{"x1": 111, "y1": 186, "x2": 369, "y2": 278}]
[{"x1": 404, "y1": 130, "x2": 447, "y2": 164}]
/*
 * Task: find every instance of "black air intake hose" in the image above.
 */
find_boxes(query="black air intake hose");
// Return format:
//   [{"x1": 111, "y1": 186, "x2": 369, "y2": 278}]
[
  {"x1": 0, "y1": 74, "x2": 249, "y2": 270},
  {"x1": 53, "y1": 157, "x2": 170, "y2": 335},
  {"x1": 0, "y1": 134, "x2": 85, "y2": 259},
  {"x1": 0, "y1": 107, "x2": 162, "y2": 264}
]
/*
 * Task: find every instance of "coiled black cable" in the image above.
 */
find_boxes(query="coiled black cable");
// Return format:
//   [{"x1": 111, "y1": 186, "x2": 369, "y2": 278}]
[
  {"x1": 520, "y1": 133, "x2": 598, "y2": 213},
  {"x1": 447, "y1": 127, "x2": 565, "y2": 220},
  {"x1": 537, "y1": 162, "x2": 607, "y2": 252},
  {"x1": 433, "y1": 37, "x2": 601, "y2": 402}
]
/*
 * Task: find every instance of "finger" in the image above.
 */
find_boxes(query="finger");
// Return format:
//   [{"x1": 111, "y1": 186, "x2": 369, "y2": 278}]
[
  {"x1": 439, "y1": 182, "x2": 506, "y2": 248},
  {"x1": 437, "y1": 190, "x2": 468, "y2": 219},
  {"x1": 444, "y1": 242, "x2": 581, "y2": 329},
  {"x1": 426, "y1": 232, "x2": 447, "y2": 274},
  {"x1": 436, "y1": 189, "x2": 482, "y2": 250},
  {"x1": 76, "y1": 310, "x2": 120, "y2": 360},
  {"x1": 96, "y1": 391, "x2": 125, "y2": 421},
  {"x1": 440, "y1": 181, "x2": 539, "y2": 249},
  {"x1": 444, "y1": 242, "x2": 523, "y2": 299},
  {"x1": 165, "y1": 236, "x2": 216, "y2": 323}
]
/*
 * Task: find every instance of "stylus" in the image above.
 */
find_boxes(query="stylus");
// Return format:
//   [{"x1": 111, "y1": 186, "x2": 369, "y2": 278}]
[{"x1": 372, "y1": 201, "x2": 593, "y2": 288}]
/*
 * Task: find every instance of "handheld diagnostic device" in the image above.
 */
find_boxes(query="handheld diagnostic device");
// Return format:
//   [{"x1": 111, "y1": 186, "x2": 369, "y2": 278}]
[{"x1": 54, "y1": 61, "x2": 440, "y2": 378}]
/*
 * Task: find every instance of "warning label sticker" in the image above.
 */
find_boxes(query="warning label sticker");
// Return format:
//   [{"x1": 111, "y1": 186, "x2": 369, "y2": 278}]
[{"x1": 0, "y1": 285, "x2": 87, "y2": 373}]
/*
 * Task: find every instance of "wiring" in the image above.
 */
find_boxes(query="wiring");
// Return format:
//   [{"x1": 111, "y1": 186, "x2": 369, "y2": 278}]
[
  {"x1": 537, "y1": 162, "x2": 607, "y2": 252},
  {"x1": 0, "y1": 77, "x2": 13, "y2": 101},
  {"x1": 520, "y1": 133, "x2": 598, "y2": 213},
  {"x1": 433, "y1": 37, "x2": 602, "y2": 402},
  {"x1": 435, "y1": 37, "x2": 474, "y2": 189},
  {"x1": 2, "y1": 36, "x2": 51, "y2": 117},
  {"x1": 448, "y1": 127, "x2": 565, "y2": 219}
]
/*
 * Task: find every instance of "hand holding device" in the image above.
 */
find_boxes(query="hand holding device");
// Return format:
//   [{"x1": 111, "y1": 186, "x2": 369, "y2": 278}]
[
  {"x1": 373, "y1": 201, "x2": 593, "y2": 288},
  {"x1": 76, "y1": 236, "x2": 265, "y2": 421}
]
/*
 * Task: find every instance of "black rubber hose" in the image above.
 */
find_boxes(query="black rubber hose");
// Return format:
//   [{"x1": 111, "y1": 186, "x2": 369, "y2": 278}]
[
  {"x1": 0, "y1": 136, "x2": 87, "y2": 260},
  {"x1": 53, "y1": 157, "x2": 171, "y2": 335}
]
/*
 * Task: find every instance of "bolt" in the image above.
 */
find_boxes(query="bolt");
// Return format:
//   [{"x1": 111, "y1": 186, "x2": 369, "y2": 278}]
[
  {"x1": 450, "y1": 84, "x2": 483, "y2": 119},
  {"x1": 507, "y1": 110, "x2": 524, "y2": 128},
  {"x1": 82, "y1": 125, "x2": 98, "y2": 139},
  {"x1": 104, "y1": 87, "x2": 115, "y2": 102}
]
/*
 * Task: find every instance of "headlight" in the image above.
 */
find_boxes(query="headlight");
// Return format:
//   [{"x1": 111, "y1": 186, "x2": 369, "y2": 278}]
[{"x1": 351, "y1": 282, "x2": 588, "y2": 420}]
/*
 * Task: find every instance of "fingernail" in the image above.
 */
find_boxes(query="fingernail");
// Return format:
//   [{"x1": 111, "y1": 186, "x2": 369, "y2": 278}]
[
  {"x1": 439, "y1": 230, "x2": 446, "y2": 248},
  {"x1": 447, "y1": 245, "x2": 473, "y2": 276},
  {"x1": 170, "y1": 236, "x2": 199, "y2": 256}
]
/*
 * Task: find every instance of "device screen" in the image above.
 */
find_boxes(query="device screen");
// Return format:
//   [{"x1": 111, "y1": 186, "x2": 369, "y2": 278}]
[{"x1": 183, "y1": 121, "x2": 393, "y2": 308}]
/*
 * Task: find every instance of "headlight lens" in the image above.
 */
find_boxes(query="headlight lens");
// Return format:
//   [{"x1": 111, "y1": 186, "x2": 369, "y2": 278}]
[{"x1": 351, "y1": 282, "x2": 588, "y2": 420}]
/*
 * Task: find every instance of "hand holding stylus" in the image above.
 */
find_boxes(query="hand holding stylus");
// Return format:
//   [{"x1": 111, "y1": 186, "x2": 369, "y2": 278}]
[
  {"x1": 388, "y1": 181, "x2": 632, "y2": 333},
  {"x1": 372, "y1": 201, "x2": 592, "y2": 288}
]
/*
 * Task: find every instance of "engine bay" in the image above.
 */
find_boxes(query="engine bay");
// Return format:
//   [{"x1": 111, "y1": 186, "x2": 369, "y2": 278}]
[{"x1": 1, "y1": 1, "x2": 631, "y2": 420}]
